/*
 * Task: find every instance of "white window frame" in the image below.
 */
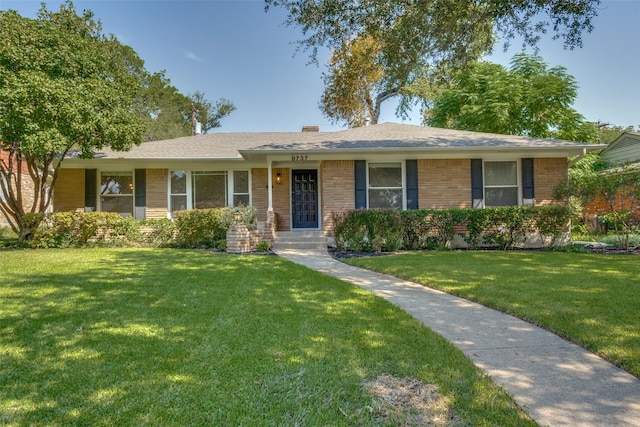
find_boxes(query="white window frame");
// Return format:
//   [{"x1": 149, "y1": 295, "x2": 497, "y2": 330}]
[
  {"x1": 483, "y1": 160, "x2": 521, "y2": 208},
  {"x1": 366, "y1": 161, "x2": 406, "y2": 210},
  {"x1": 168, "y1": 169, "x2": 251, "y2": 216}
]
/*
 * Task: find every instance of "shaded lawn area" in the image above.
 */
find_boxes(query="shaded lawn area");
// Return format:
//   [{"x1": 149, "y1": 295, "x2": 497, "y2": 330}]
[
  {"x1": 345, "y1": 251, "x2": 640, "y2": 379},
  {"x1": 0, "y1": 249, "x2": 535, "y2": 426}
]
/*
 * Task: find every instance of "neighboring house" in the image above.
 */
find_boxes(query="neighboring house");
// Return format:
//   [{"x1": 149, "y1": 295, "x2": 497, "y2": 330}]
[
  {"x1": 53, "y1": 122, "x2": 602, "y2": 235},
  {"x1": 585, "y1": 131, "x2": 640, "y2": 219},
  {"x1": 0, "y1": 149, "x2": 34, "y2": 228}
]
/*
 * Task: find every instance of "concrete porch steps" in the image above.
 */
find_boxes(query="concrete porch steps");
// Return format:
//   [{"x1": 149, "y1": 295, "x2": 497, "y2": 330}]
[{"x1": 272, "y1": 231, "x2": 328, "y2": 250}]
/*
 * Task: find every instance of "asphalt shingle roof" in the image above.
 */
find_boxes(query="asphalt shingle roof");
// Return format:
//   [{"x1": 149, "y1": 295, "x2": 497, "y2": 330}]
[{"x1": 92, "y1": 122, "x2": 601, "y2": 160}]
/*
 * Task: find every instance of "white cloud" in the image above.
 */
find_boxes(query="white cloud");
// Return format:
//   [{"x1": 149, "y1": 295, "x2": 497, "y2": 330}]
[{"x1": 185, "y1": 51, "x2": 203, "y2": 63}]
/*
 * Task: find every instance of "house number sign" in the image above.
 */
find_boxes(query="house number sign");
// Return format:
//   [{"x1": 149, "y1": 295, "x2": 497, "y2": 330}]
[{"x1": 291, "y1": 155, "x2": 309, "y2": 161}]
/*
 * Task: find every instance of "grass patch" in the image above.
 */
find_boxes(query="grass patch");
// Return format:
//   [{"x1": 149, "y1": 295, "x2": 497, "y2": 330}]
[
  {"x1": 345, "y1": 251, "x2": 640, "y2": 378},
  {"x1": 0, "y1": 249, "x2": 534, "y2": 426}
]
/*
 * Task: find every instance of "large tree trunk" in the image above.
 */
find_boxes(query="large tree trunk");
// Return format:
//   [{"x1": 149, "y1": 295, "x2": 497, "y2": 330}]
[{"x1": 372, "y1": 89, "x2": 400, "y2": 125}]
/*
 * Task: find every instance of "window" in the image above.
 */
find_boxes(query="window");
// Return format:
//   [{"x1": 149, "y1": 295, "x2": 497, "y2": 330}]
[
  {"x1": 232, "y1": 170, "x2": 250, "y2": 206},
  {"x1": 169, "y1": 170, "x2": 250, "y2": 215},
  {"x1": 192, "y1": 171, "x2": 227, "y2": 209},
  {"x1": 368, "y1": 162, "x2": 403, "y2": 209},
  {"x1": 170, "y1": 170, "x2": 188, "y2": 213},
  {"x1": 100, "y1": 171, "x2": 133, "y2": 216},
  {"x1": 484, "y1": 161, "x2": 518, "y2": 207}
]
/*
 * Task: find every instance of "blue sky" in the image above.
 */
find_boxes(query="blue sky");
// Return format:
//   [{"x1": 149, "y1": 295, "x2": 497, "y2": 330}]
[{"x1": 1, "y1": 0, "x2": 638, "y2": 133}]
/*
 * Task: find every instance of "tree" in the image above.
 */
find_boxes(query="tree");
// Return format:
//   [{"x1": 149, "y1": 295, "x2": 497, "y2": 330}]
[
  {"x1": 319, "y1": 36, "x2": 388, "y2": 127},
  {"x1": 424, "y1": 53, "x2": 600, "y2": 142},
  {"x1": 554, "y1": 155, "x2": 640, "y2": 249},
  {"x1": 266, "y1": 0, "x2": 600, "y2": 121},
  {"x1": 139, "y1": 76, "x2": 236, "y2": 141},
  {"x1": 189, "y1": 92, "x2": 236, "y2": 134},
  {"x1": 0, "y1": 2, "x2": 146, "y2": 239},
  {"x1": 140, "y1": 71, "x2": 192, "y2": 141}
]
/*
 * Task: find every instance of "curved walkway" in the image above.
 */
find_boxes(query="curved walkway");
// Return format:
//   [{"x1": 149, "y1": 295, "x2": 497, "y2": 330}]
[{"x1": 274, "y1": 248, "x2": 640, "y2": 427}]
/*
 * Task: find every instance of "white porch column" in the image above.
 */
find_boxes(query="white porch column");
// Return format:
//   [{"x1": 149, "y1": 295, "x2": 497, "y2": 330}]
[{"x1": 267, "y1": 160, "x2": 274, "y2": 211}]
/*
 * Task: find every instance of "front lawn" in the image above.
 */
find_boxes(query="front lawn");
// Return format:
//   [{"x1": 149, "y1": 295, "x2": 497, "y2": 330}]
[
  {"x1": 0, "y1": 249, "x2": 534, "y2": 426},
  {"x1": 345, "y1": 251, "x2": 640, "y2": 378}
]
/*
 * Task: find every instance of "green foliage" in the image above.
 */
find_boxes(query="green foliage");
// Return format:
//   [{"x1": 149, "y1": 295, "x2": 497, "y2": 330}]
[
  {"x1": 255, "y1": 240, "x2": 271, "y2": 252},
  {"x1": 25, "y1": 207, "x2": 258, "y2": 249},
  {"x1": 268, "y1": 0, "x2": 599, "y2": 120},
  {"x1": 138, "y1": 218, "x2": 177, "y2": 245},
  {"x1": 332, "y1": 209, "x2": 403, "y2": 252},
  {"x1": 426, "y1": 53, "x2": 599, "y2": 142},
  {"x1": 555, "y1": 155, "x2": 640, "y2": 249},
  {"x1": 29, "y1": 212, "x2": 139, "y2": 248},
  {"x1": 174, "y1": 206, "x2": 256, "y2": 248},
  {"x1": 0, "y1": 2, "x2": 146, "y2": 239},
  {"x1": 139, "y1": 76, "x2": 236, "y2": 141},
  {"x1": 333, "y1": 206, "x2": 572, "y2": 252}
]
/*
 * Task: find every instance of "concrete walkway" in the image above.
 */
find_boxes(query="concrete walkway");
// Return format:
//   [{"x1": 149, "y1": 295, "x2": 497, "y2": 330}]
[{"x1": 273, "y1": 248, "x2": 640, "y2": 427}]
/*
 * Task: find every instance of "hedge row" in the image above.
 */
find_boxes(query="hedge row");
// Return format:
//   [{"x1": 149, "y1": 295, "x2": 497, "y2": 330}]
[
  {"x1": 28, "y1": 206, "x2": 257, "y2": 249},
  {"x1": 332, "y1": 206, "x2": 572, "y2": 252}
]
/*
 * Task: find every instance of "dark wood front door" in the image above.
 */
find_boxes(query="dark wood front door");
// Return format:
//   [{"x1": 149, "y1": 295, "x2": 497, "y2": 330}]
[{"x1": 292, "y1": 169, "x2": 319, "y2": 229}]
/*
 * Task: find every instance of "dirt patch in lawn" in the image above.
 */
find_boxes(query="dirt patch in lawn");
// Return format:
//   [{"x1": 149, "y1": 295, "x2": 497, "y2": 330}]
[{"x1": 364, "y1": 374, "x2": 460, "y2": 426}]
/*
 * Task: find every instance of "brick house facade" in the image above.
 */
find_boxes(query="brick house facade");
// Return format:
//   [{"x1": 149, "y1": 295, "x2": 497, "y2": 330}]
[
  {"x1": 0, "y1": 150, "x2": 35, "y2": 227},
  {"x1": 53, "y1": 123, "x2": 601, "y2": 235}
]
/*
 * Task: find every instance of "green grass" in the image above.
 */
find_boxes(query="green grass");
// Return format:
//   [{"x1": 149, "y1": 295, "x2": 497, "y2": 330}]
[
  {"x1": 0, "y1": 248, "x2": 535, "y2": 426},
  {"x1": 345, "y1": 251, "x2": 640, "y2": 378}
]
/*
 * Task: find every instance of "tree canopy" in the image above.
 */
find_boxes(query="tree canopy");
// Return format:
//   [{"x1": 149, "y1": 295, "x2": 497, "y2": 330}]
[
  {"x1": 424, "y1": 53, "x2": 599, "y2": 142},
  {"x1": 267, "y1": 0, "x2": 600, "y2": 122},
  {"x1": 140, "y1": 74, "x2": 236, "y2": 142},
  {"x1": 0, "y1": 2, "x2": 148, "y2": 238}
]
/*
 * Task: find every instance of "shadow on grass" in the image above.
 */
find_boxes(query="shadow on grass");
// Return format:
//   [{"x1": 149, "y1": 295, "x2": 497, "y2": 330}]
[
  {"x1": 1, "y1": 249, "x2": 533, "y2": 425},
  {"x1": 348, "y1": 251, "x2": 640, "y2": 378}
]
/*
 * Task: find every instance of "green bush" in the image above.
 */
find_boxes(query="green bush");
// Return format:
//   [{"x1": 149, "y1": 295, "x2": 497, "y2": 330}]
[
  {"x1": 30, "y1": 212, "x2": 139, "y2": 248},
  {"x1": 139, "y1": 218, "x2": 177, "y2": 246},
  {"x1": 174, "y1": 206, "x2": 257, "y2": 249},
  {"x1": 332, "y1": 206, "x2": 571, "y2": 252},
  {"x1": 332, "y1": 209, "x2": 403, "y2": 252},
  {"x1": 255, "y1": 240, "x2": 271, "y2": 252}
]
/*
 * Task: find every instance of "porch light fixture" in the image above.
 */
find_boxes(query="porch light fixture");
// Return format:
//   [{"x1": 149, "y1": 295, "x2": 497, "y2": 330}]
[
  {"x1": 276, "y1": 172, "x2": 282, "y2": 184},
  {"x1": 233, "y1": 209, "x2": 242, "y2": 225}
]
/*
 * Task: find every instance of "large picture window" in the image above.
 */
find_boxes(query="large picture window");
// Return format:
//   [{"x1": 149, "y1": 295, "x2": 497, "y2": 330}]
[
  {"x1": 169, "y1": 170, "x2": 250, "y2": 216},
  {"x1": 100, "y1": 171, "x2": 133, "y2": 216},
  {"x1": 192, "y1": 171, "x2": 227, "y2": 209},
  {"x1": 368, "y1": 162, "x2": 403, "y2": 209},
  {"x1": 484, "y1": 161, "x2": 518, "y2": 207}
]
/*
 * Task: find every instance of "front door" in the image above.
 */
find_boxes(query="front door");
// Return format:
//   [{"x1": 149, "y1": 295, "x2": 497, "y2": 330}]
[{"x1": 292, "y1": 169, "x2": 319, "y2": 229}]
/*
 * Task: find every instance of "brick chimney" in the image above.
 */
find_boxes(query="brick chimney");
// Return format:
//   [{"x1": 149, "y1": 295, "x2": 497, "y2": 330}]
[{"x1": 301, "y1": 125, "x2": 319, "y2": 132}]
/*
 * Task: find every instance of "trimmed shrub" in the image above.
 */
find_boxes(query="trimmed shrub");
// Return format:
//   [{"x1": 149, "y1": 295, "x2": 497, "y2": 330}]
[
  {"x1": 174, "y1": 205, "x2": 256, "y2": 249},
  {"x1": 30, "y1": 212, "x2": 139, "y2": 248},
  {"x1": 332, "y1": 206, "x2": 572, "y2": 252},
  {"x1": 332, "y1": 209, "x2": 403, "y2": 252}
]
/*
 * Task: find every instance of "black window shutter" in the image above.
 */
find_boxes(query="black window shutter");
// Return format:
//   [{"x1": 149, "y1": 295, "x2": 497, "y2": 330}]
[
  {"x1": 521, "y1": 158, "x2": 535, "y2": 206},
  {"x1": 354, "y1": 160, "x2": 367, "y2": 209},
  {"x1": 84, "y1": 169, "x2": 97, "y2": 212},
  {"x1": 134, "y1": 169, "x2": 146, "y2": 219},
  {"x1": 406, "y1": 160, "x2": 419, "y2": 210},
  {"x1": 471, "y1": 159, "x2": 483, "y2": 208}
]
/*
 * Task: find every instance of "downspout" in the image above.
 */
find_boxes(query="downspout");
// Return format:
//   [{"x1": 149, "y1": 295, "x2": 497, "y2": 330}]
[{"x1": 569, "y1": 148, "x2": 588, "y2": 167}]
